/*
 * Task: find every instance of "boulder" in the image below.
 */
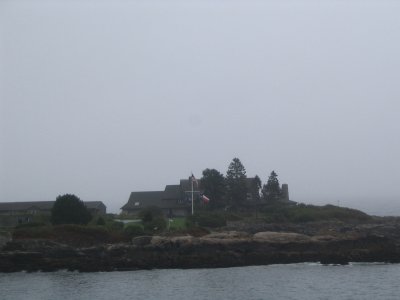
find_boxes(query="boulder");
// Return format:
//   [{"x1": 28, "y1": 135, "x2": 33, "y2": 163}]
[
  {"x1": 253, "y1": 231, "x2": 311, "y2": 243},
  {"x1": 310, "y1": 235, "x2": 340, "y2": 242},
  {"x1": 2, "y1": 239, "x2": 63, "y2": 252},
  {"x1": 151, "y1": 235, "x2": 193, "y2": 247},
  {"x1": 203, "y1": 231, "x2": 251, "y2": 239},
  {"x1": 132, "y1": 236, "x2": 153, "y2": 246}
]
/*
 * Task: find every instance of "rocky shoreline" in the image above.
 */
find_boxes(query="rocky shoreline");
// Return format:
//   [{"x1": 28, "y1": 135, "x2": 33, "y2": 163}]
[{"x1": 1, "y1": 224, "x2": 400, "y2": 272}]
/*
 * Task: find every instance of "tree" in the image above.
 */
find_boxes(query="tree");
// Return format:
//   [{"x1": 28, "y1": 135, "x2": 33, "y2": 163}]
[
  {"x1": 51, "y1": 194, "x2": 92, "y2": 225},
  {"x1": 138, "y1": 206, "x2": 167, "y2": 232},
  {"x1": 201, "y1": 168, "x2": 226, "y2": 208},
  {"x1": 96, "y1": 216, "x2": 106, "y2": 226},
  {"x1": 225, "y1": 158, "x2": 247, "y2": 207},
  {"x1": 262, "y1": 171, "x2": 281, "y2": 202},
  {"x1": 138, "y1": 206, "x2": 164, "y2": 223}
]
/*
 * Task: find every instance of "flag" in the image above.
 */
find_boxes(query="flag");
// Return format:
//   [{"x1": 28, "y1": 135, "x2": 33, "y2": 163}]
[{"x1": 201, "y1": 194, "x2": 210, "y2": 203}]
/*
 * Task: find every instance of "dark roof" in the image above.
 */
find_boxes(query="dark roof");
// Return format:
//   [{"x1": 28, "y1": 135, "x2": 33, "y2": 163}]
[
  {"x1": 0, "y1": 201, "x2": 55, "y2": 211},
  {"x1": 122, "y1": 189, "x2": 187, "y2": 211},
  {"x1": 0, "y1": 201, "x2": 106, "y2": 212},
  {"x1": 164, "y1": 185, "x2": 181, "y2": 198},
  {"x1": 122, "y1": 177, "x2": 262, "y2": 211},
  {"x1": 123, "y1": 191, "x2": 165, "y2": 209},
  {"x1": 84, "y1": 201, "x2": 106, "y2": 209}
]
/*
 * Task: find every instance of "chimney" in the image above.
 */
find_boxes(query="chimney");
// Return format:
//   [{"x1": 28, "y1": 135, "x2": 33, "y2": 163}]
[{"x1": 281, "y1": 184, "x2": 289, "y2": 202}]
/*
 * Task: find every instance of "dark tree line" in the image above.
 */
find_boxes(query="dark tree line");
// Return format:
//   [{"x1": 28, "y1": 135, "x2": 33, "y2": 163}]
[{"x1": 200, "y1": 157, "x2": 283, "y2": 209}]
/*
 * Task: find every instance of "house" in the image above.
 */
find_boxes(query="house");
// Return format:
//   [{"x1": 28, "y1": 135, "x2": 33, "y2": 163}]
[
  {"x1": 121, "y1": 177, "x2": 262, "y2": 217},
  {"x1": 0, "y1": 201, "x2": 106, "y2": 227},
  {"x1": 121, "y1": 181, "x2": 197, "y2": 217},
  {"x1": 84, "y1": 201, "x2": 107, "y2": 215}
]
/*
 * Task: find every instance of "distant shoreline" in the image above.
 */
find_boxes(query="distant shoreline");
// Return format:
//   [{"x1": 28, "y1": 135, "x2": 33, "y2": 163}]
[{"x1": 2, "y1": 224, "x2": 400, "y2": 272}]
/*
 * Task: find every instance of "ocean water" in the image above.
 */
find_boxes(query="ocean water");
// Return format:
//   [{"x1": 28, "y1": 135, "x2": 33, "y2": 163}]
[{"x1": 1, "y1": 263, "x2": 400, "y2": 300}]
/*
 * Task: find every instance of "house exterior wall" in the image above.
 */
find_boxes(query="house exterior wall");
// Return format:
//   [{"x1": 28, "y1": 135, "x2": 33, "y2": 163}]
[
  {"x1": 0, "y1": 210, "x2": 51, "y2": 215},
  {"x1": 122, "y1": 177, "x2": 267, "y2": 216},
  {"x1": 0, "y1": 214, "x2": 42, "y2": 227},
  {"x1": 121, "y1": 207, "x2": 189, "y2": 218},
  {"x1": 162, "y1": 208, "x2": 188, "y2": 218},
  {"x1": 87, "y1": 204, "x2": 106, "y2": 215},
  {"x1": 0, "y1": 201, "x2": 107, "y2": 227}
]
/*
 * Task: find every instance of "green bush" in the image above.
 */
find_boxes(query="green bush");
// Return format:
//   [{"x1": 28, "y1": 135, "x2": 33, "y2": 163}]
[
  {"x1": 186, "y1": 212, "x2": 226, "y2": 228},
  {"x1": 168, "y1": 218, "x2": 186, "y2": 230},
  {"x1": 137, "y1": 207, "x2": 168, "y2": 233},
  {"x1": 15, "y1": 222, "x2": 47, "y2": 229},
  {"x1": 185, "y1": 226, "x2": 210, "y2": 237},
  {"x1": 263, "y1": 213, "x2": 288, "y2": 223},
  {"x1": 96, "y1": 217, "x2": 106, "y2": 226},
  {"x1": 51, "y1": 194, "x2": 92, "y2": 225},
  {"x1": 262, "y1": 203, "x2": 372, "y2": 223},
  {"x1": 12, "y1": 226, "x2": 55, "y2": 240},
  {"x1": 144, "y1": 217, "x2": 167, "y2": 233},
  {"x1": 105, "y1": 220, "x2": 124, "y2": 231},
  {"x1": 224, "y1": 213, "x2": 243, "y2": 222},
  {"x1": 124, "y1": 224, "x2": 144, "y2": 237},
  {"x1": 12, "y1": 224, "x2": 128, "y2": 246},
  {"x1": 138, "y1": 206, "x2": 164, "y2": 223}
]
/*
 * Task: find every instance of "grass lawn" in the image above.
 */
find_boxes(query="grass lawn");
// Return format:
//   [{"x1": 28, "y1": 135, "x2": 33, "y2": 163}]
[{"x1": 168, "y1": 217, "x2": 187, "y2": 230}]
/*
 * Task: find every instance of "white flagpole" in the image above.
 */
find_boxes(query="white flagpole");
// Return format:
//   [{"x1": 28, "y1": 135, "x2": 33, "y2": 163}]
[{"x1": 191, "y1": 176, "x2": 194, "y2": 215}]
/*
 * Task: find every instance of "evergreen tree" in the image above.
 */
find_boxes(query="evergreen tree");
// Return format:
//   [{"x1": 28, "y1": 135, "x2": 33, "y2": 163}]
[
  {"x1": 51, "y1": 194, "x2": 92, "y2": 225},
  {"x1": 226, "y1": 158, "x2": 247, "y2": 207},
  {"x1": 262, "y1": 171, "x2": 281, "y2": 202},
  {"x1": 201, "y1": 168, "x2": 226, "y2": 208}
]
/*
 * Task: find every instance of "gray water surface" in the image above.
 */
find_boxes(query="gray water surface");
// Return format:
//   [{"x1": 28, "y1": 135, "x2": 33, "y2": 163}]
[{"x1": 1, "y1": 263, "x2": 399, "y2": 300}]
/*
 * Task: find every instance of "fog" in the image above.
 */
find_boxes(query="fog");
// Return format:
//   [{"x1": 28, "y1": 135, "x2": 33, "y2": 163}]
[{"x1": 1, "y1": 0, "x2": 399, "y2": 215}]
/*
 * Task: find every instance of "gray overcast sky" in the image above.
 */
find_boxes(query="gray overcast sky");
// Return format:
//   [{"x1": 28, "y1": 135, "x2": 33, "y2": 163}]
[{"x1": 1, "y1": 0, "x2": 399, "y2": 215}]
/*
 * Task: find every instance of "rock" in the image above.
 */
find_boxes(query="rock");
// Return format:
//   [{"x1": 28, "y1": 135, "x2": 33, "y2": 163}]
[
  {"x1": 311, "y1": 235, "x2": 340, "y2": 242},
  {"x1": 253, "y1": 231, "x2": 311, "y2": 243},
  {"x1": 169, "y1": 236, "x2": 194, "y2": 244},
  {"x1": 203, "y1": 231, "x2": 251, "y2": 239},
  {"x1": 2, "y1": 224, "x2": 400, "y2": 272},
  {"x1": 150, "y1": 236, "x2": 169, "y2": 246},
  {"x1": 107, "y1": 243, "x2": 131, "y2": 251},
  {"x1": 2, "y1": 239, "x2": 64, "y2": 252},
  {"x1": 132, "y1": 236, "x2": 153, "y2": 246},
  {"x1": 151, "y1": 235, "x2": 194, "y2": 247}
]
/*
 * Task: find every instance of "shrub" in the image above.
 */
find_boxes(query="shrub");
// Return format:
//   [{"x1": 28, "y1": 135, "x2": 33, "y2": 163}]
[
  {"x1": 186, "y1": 212, "x2": 226, "y2": 228},
  {"x1": 96, "y1": 217, "x2": 106, "y2": 226},
  {"x1": 13, "y1": 224, "x2": 128, "y2": 246},
  {"x1": 186, "y1": 226, "x2": 210, "y2": 237},
  {"x1": 15, "y1": 222, "x2": 47, "y2": 229},
  {"x1": 51, "y1": 194, "x2": 92, "y2": 225},
  {"x1": 224, "y1": 213, "x2": 243, "y2": 222},
  {"x1": 144, "y1": 217, "x2": 167, "y2": 233},
  {"x1": 105, "y1": 220, "x2": 124, "y2": 231},
  {"x1": 12, "y1": 226, "x2": 55, "y2": 240},
  {"x1": 138, "y1": 206, "x2": 164, "y2": 222},
  {"x1": 168, "y1": 218, "x2": 186, "y2": 231},
  {"x1": 124, "y1": 224, "x2": 145, "y2": 237},
  {"x1": 262, "y1": 203, "x2": 372, "y2": 223}
]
